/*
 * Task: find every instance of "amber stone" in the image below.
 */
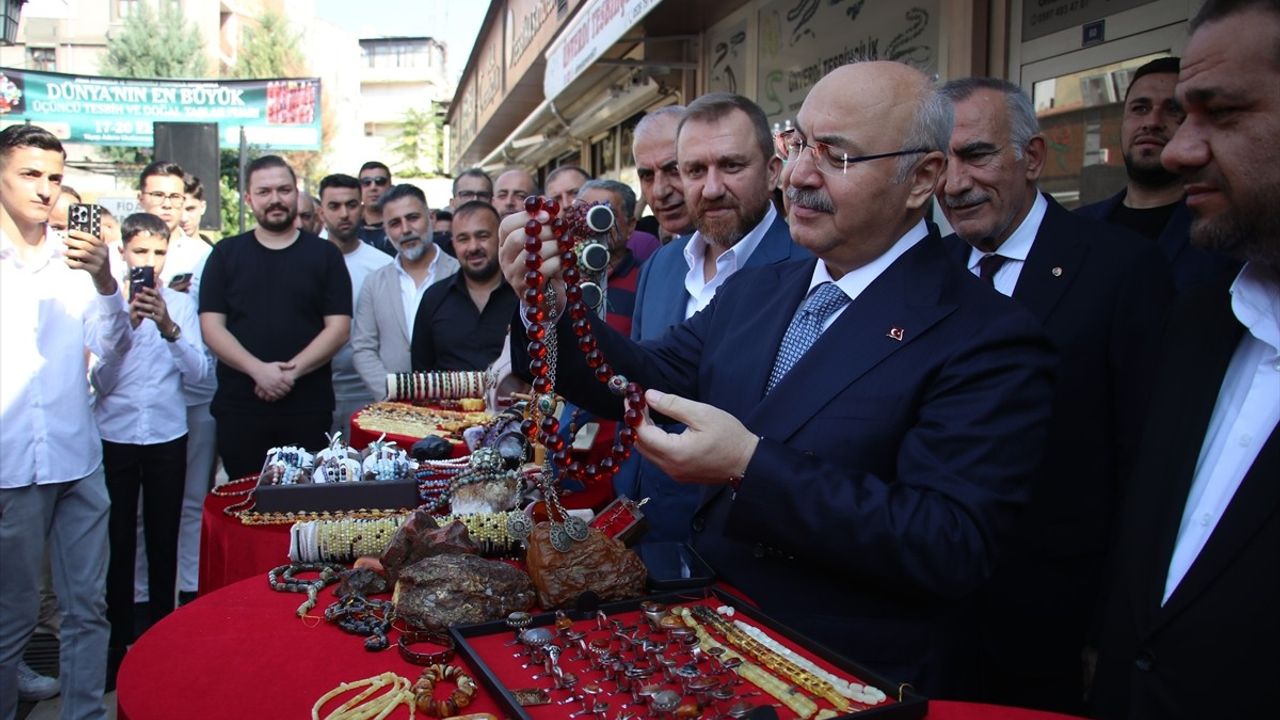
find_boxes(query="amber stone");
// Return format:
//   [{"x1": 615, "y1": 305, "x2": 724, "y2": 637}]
[
  {"x1": 563, "y1": 266, "x2": 581, "y2": 284},
  {"x1": 524, "y1": 219, "x2": 542, "y2": 236},
  {"x1": 523, "y1": 288, "x2": 544, "y2": 306},
  {"x1": 550, "y1": 217, "x2": 568, "y2": 237},
  {"x1": 524, "y1": 251, "x2": 541, "y2": 269},
  {"x1": 532, "y1": 376, "x2": 552, "y2": 393},
  {"x1": 594, "y1": 364, "x2": 613, "y2": 383},
  {"x1": 528, "y1": 341, "x2": 547, "y2": 359},
  {"x1": 524, "y1": 236, "x2": 541, "y2": 253},
  {"x1": 543, "y1": 198, "x2": 560, "y2": 216},
  {"x1": 577, "y1": 335, "x2": 597, "y2": 353},
  {"x1": 527, "y1": 323, "x2": 545, "y2": 341},
  {"x1": 625, "y1": 392, "x2": 645, "y2": 408},
  {"x1": 529, "y1": 359, "x2": 548, "y2": 377},
  {"x1": 524, "y1": 305, "x2": 545, "y2": 324},
  {"x1": 585, "y1": 349, "x2": 604, "y2": 369},
  {"x1": 524, "y1": 270, "x2": 544, "y2": 288},
  {"x1": 524, "y1": 195, "x2": 543, "y2": 213}
]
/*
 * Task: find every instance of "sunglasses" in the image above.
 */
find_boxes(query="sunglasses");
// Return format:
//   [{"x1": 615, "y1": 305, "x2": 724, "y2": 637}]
[{"x1": 360, "y1": 176, "x2": 390, "y2": 187}]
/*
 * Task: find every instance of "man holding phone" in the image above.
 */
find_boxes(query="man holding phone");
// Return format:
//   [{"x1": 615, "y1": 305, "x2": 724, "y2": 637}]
[{"x1": 0, "y1": 124, "x2": 131, "y2": 720}]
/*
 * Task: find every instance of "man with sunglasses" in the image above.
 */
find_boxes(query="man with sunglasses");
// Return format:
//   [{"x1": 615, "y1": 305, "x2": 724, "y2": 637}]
[
  {"x1": 501, "y1": 63, "x2": 1056, "y2": 695},
  {"x1": 934, "y1": 77, "x2": 1174, "y2": 714},
  {"x1": 357, "y1": 161, "x2": 396, "y2": 256}
]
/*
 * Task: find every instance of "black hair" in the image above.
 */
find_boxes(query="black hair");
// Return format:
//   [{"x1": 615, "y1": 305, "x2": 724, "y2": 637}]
[
  {"x1": 139, "y1": 160, "x2": 184, "y2": 191},
  {"x1": 377, "y1": 183, "x2": 427, "y2": 210},
  {"x1": 246, "y1": 155, "x2": 297, "y2": 187},
  {"x1": 452, "y1": 167, "x2": 493, "y2": 195},
  {"x1": 319, "y1": 173, "x2": 361, "y2": 198},
  {"x1": 359, "y1": 161, "x2": 391, "y2": 177},
  {"x1": 183, "y1": 173, "x2": 205, "y2": 201},
  {"x1": 121, "y1": 212, "x2": 170, "y2": 244},
  {"x1": 452, "y1": 200, "x2": 500, "y2": 225},
  {"x1": 0, "y1": 124, "x2": 66, "y2": 160},
  {"x1": 1124, "y1": 57, "x2": 1181, "y2": 102}
]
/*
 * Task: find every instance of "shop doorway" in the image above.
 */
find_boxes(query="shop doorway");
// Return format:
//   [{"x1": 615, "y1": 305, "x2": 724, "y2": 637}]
[{"x1": 1016, "y1": 22, "x2": 1187, "y2": 208}]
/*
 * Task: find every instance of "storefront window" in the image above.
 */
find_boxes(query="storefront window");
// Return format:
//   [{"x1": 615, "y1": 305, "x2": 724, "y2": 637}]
[{"x1": 1032, "y1": 52, "x2": 1169, "y2": 208}]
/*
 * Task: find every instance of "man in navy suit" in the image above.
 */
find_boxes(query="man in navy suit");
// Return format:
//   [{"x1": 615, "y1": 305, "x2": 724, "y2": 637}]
[
  {"x1": 501, "y1": 62, "x2": 1056, "y2": 695},
  {"x1": 1076, "y1": 57, "x2": 1238, "y2": 293},
  {"x1": 620, "y1": 94, "x2": 809, "y2": 542},
  {"x1": 1093, "y1": 2, "x2": 1280, "y2": 717},
  {"x1": 935, "y1": 77, "x2": 1174, "y2": 714}
]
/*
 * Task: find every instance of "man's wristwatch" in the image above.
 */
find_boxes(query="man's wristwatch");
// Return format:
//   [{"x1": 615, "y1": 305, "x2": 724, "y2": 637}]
[{"x1": 162, "y1": 323, "x2": 182, "y2": 343}]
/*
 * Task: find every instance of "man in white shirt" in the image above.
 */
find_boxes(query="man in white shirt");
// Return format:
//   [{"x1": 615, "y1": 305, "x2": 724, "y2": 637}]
[
  {"x1": 90, "y1": 211, "x2": 209, "y2": 687},
  {"x1": 352, "y1": 184, "x2": 459, "y2": 400},
  {"x1": 623, "y1": 93, "x2": 809, "y2": 542},
  {"x1": 136, "y1": 165, "x2": 217, "y2": 607},
  {"x1": 0, "y1": 124, "x2": 131, "y2": 720},
  {"x1": 320, "y1": 174, "x2": 393, "y2": 435},
  {"x1": 1093, "y1": 2, "x2": 1280, "y2": 718}
]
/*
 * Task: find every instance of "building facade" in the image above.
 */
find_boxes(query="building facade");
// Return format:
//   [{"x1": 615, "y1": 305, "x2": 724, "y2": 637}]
[{"x1": 448, "y1": 0, "x2": 1205, "y2": 209}]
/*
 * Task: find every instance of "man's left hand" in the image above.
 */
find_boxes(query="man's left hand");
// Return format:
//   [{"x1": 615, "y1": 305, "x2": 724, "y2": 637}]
[
  {"x1": 63, "y1": 228, "x2": 117, "y2": 295},
  {"x1": 631, "y1": 389, "x2": 759, "y2": 485}
]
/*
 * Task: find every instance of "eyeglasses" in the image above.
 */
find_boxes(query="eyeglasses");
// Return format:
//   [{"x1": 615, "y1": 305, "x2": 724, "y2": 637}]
[
  {"x1": 456, "y1": 190, "x2": 493, "y2": 201},
  {"x1": 143, "y1": 191, "x2": 185, "y2": 205},
  {"x1": 774, "y1": 129, "x2": 932, "y2": 175},
  {"x1": 360, "y1": 176, "x2": 390, "y2": 187}
]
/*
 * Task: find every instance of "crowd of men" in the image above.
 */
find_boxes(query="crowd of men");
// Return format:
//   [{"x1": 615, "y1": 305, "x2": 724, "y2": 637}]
[{"x1": 1, "y1": 1, "x2": 1276, "y2": 717}]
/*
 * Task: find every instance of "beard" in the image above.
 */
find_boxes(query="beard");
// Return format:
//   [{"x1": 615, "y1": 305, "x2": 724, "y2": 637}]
[
  {"x1": 255, "y1": 203, "x2": 297, "y2": 233},
  {"x1": 462, "y1": 254, "x2": 499, "y2": 282},
  {"x1": 1123, "y1": 148, "x2": 1181, "y2": 189},
  {"x1": 397, "y1": 236, "x2": 429, "y2": 262},
  {"x1": 1186, "y1": 169, "x2": 1280, "y2": 270},
  {"x1": 694, "y1": 187, "x2": 772, "y2": 248}
]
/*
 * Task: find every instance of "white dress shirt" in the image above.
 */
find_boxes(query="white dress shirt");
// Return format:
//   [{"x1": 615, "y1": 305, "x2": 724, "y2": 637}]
[
  {"x1": 333, "y1": 242, "x2": 393, "y2": 402},
  {"x1": 91, "y1": 287, "x2": 210, "y2": 444},
  {"x1": 0, "y1": 227, "x2": 132, "y2": 487},
  {"x1": 805, "y1": 219, "x2": 929, "y2": 331},
  {"x1": 159, "y1": 230, "x2": 212, "y2": 298},
  {"x1": 965, "y1": 192, "x2": 1047, "y2": 296},
  {"x1": 395, "y1": 248, "x2": 442, "y2": 335},
  {"x1": 682, "y1": 203, "x2": 778, "y2": 318},
  {"x1": 1163, "y1": 262, "x2": 1280, "y2": 604}
]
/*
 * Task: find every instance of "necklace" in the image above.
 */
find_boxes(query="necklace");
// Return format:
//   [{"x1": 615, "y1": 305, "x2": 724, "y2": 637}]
[{"x1": 512, "y1": 196, "x2": 646, "y2": 552}]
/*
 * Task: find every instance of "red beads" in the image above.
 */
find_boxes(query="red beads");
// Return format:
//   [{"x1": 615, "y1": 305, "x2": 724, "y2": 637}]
[{"x1": 524, "y1": 195, "x2": 543, "y2": 213}]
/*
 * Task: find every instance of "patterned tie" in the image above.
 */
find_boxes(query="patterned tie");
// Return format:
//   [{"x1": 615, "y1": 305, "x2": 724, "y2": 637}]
[{"x1": 766, "y1": 282, "x2": 851, "y2": 394}]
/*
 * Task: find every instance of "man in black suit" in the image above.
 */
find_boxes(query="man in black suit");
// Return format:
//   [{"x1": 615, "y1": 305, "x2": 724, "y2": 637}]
[
  {"x1": 501, "y1": 62, "x2": 1057, "y2": 695},
  {"x1": 935, "y1": 77, "x2": 1175, "y2": 714},
  {"x1": 1093, "y1": 1, "x2": 1280, "y2": 717},
  {"x1": 1075, "y1": 57, "x2": 1239, "y2": 293}
]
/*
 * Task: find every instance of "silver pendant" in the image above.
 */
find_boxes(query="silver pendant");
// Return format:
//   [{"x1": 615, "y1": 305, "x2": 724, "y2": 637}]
[
  {"x1": 564, "y1": 515, "x2": 589, "y2": 542},
  {"x1": 507, "y1": 513, "x2": 533, "y2": 542},
  {"x1": 549, "y1": 523, "x2": 572, "y2": 552}
]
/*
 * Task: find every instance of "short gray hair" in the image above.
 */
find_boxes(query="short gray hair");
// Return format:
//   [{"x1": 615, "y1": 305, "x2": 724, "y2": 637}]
[
  {"x1": 634, "y1": 105, "x2": 686, "y2": 139},
  {"x1": 896, "y1": 85, "x2": 954, "y2": 182},
  {"x1": 939, "y1": 77, "x2": 1040, "y2": 160},
  {"x1": 578, "y1": 178, "x2": 637, "y2": 220}
]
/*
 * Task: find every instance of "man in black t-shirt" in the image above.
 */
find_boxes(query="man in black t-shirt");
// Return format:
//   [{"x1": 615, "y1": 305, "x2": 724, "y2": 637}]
[
  {"x1": 199, "y1": 155, "x2": 352, "y2": 478},
  {"x1": 1077, "y1": 57, "x2": 1238, "y2": 293}
]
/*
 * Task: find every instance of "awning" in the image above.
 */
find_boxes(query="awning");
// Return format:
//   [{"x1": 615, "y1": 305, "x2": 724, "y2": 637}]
[{"x1": 543, "y1": 0, "x2": 665, "y2": 101}]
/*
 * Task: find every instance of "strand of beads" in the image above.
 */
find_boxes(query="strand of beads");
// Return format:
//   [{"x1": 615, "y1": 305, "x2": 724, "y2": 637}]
[
  {"x1": 267, "y1": 562, "x2": 345, "y2": 618},
  {"x1": 518, "y1": 195, "x2": 646, "y2": 551},
  {"x1": 732, "y1": 618, "x2": 886, "y2": 706},
  {"x1": 310, "y1": 672, "x2": 415, "y2": 720}
]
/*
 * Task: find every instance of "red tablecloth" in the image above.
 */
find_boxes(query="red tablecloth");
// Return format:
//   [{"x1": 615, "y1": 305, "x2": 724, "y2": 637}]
[
  {"x1": 121, "y1": 576, "x2": 1089, "y2": 720},
  {"x1": 197, "y1": 489, "x2": 292, "y2": 595}
]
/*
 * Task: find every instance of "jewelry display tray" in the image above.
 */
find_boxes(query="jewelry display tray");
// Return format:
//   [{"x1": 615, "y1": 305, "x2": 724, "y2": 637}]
[
  {"x1": 252, "y1": 476, "x2": 419, "y2": 513},
  {"x1": 450, "y1": 588, "x2": 927, "y2": 720}
]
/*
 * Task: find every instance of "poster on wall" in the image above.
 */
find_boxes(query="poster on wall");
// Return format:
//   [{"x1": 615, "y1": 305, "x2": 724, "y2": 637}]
[
  {"x1": 756, "y1": 0, "x2": 940, "y2": 126},
  {"x1": 707, "y1": 18, "x2": 749, "y2": 95},
  {"x1": 0, "y1": 67, "x2": 322, "y2": 150}
]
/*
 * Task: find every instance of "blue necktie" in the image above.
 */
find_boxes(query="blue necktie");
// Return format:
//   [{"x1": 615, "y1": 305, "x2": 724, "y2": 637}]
[{"x1": 766, "y1": 282, "x2": 851, "y2": 394}]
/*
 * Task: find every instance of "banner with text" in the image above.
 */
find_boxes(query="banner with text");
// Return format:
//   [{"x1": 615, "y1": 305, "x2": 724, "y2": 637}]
[
  {"x1": 0, "y1": 68, "x2": 321, "y2": 150},
  {"x1": 756, "y1": 0, "x2": 940, "y2": 126},
  {"x1": 544, "y1": 0, "x2": 662, "y2": 101}
]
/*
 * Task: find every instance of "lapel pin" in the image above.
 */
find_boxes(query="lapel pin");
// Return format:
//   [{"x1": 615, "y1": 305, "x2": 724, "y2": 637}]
[
  {"x1": 1051, "y1": 266, "x2": 1063, "y2": 277},
  {"x1": 887, "y1": 327, "x2": 905, "y2": 341}
]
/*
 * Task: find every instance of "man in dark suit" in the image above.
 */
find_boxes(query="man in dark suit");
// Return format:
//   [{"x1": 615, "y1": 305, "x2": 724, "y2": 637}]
[
  {"x1": 1076, "y1": 57, "x2": 1239, "y2": 293},
  {"x1": 501, "y1": 61, "x2": 1056, "y2": 695},
  {"x1": 1093, "y1": 2, "x2": 1280, "y2": 717},
  {"x1": 935, "y1": 77, "x2": 1175, "y2": 714},
  {"x1": 621, "y1": 94, "x2": 809, "y2": 542}
]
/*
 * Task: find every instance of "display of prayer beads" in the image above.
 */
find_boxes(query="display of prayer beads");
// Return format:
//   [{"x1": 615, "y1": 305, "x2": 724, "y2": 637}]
[
  {"x1": 454, "y1": 598, "x2": 899, "y2": 720},
  {"x1": 386, "y1": 370, "x2": 492, "y2": 402},
  {"x1": 287, "y1": 511, "x2": 520, "y2": 561},
  {"x1": 356, "y1": 401, "x2": 492, "y2": 440}
]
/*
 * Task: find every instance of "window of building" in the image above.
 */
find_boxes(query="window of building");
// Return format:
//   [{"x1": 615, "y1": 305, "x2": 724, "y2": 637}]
[
  {"x1": 362, "y1": 42, "x2": 432, "y2": 70},
  {"x1": 116, "y1": 0, "x2": 140, "y2": 20},
  {"x1": 28, "y1": 47, "x2": 56, "y2": 72}
]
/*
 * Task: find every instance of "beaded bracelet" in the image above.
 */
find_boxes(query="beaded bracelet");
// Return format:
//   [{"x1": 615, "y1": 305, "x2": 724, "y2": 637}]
[
  {"x1": 412, "y1": 663, "x2": 477, "y2": 718},
  {"x1": 398, "y1": 630, "x2": 456, "y2": 665}
]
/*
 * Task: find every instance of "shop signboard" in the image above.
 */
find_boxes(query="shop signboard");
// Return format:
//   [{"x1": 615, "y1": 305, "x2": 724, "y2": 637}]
[
  {"x1": 476, "y1": 17, "x2": 508, "y2": 129},
  {"x1": 544, "y1": 0, "x2": 663, "y2": 100},
  {"x1": 707, "y1": 17, "x2": 749, "y2": 95},
  {"x1": 0, "y1": 67, "x2": 321, "y2": 150},
  {"x1": 756, "y1": 0, "x2": 940, "y2": 126},
  {"x1": 507, "y1": 0, "x2": 580, "y2": 84},
  {"x1": 1022, "y1": 0, "x2": 1156, "y2": 42}
]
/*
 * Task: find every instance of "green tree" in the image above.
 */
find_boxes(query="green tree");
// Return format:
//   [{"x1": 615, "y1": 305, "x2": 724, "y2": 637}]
[
  {"x1": 391, "y1": 107, "x2": 446, "y2": 179},
  {"x1": 100, "y1": 2, "x2": 208, "y2": 79}
]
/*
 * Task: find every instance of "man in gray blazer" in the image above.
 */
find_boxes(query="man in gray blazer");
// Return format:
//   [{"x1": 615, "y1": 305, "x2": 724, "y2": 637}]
[{"x1": 352, "y1": 184, "x2": 460, "y2": 400}]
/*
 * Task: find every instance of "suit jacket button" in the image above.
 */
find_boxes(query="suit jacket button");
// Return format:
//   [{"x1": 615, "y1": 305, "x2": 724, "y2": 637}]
[
  {"x1": 752, "y1": 544, "x2": 766, "y2": 559},
  {"x1": 1135, "y1": 650, "x2": 1155, "y2": 672},
  {"x1": 690, "y1": 517, "x2": 705, "y2": 533}
]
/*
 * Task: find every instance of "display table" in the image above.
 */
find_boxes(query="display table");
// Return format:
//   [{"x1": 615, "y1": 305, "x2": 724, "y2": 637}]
[
  {"x1": 120, "y1": 576, "x2": 1090, "y2": 720},
  {"x1": 197, "y1": 488, "x2": 292, "y2": 595}
]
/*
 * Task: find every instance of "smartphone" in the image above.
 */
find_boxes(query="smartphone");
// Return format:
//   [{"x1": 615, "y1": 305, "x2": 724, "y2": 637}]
[
  {"x1": 169, "y1": 272, "x2": 193, "y2": 286},
  {"x1": 67, "y1": 203, "x2": 102, "y2": 238},
  {"x1": 129, "y1": 266, "x2": 155, "y2": 297}
]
